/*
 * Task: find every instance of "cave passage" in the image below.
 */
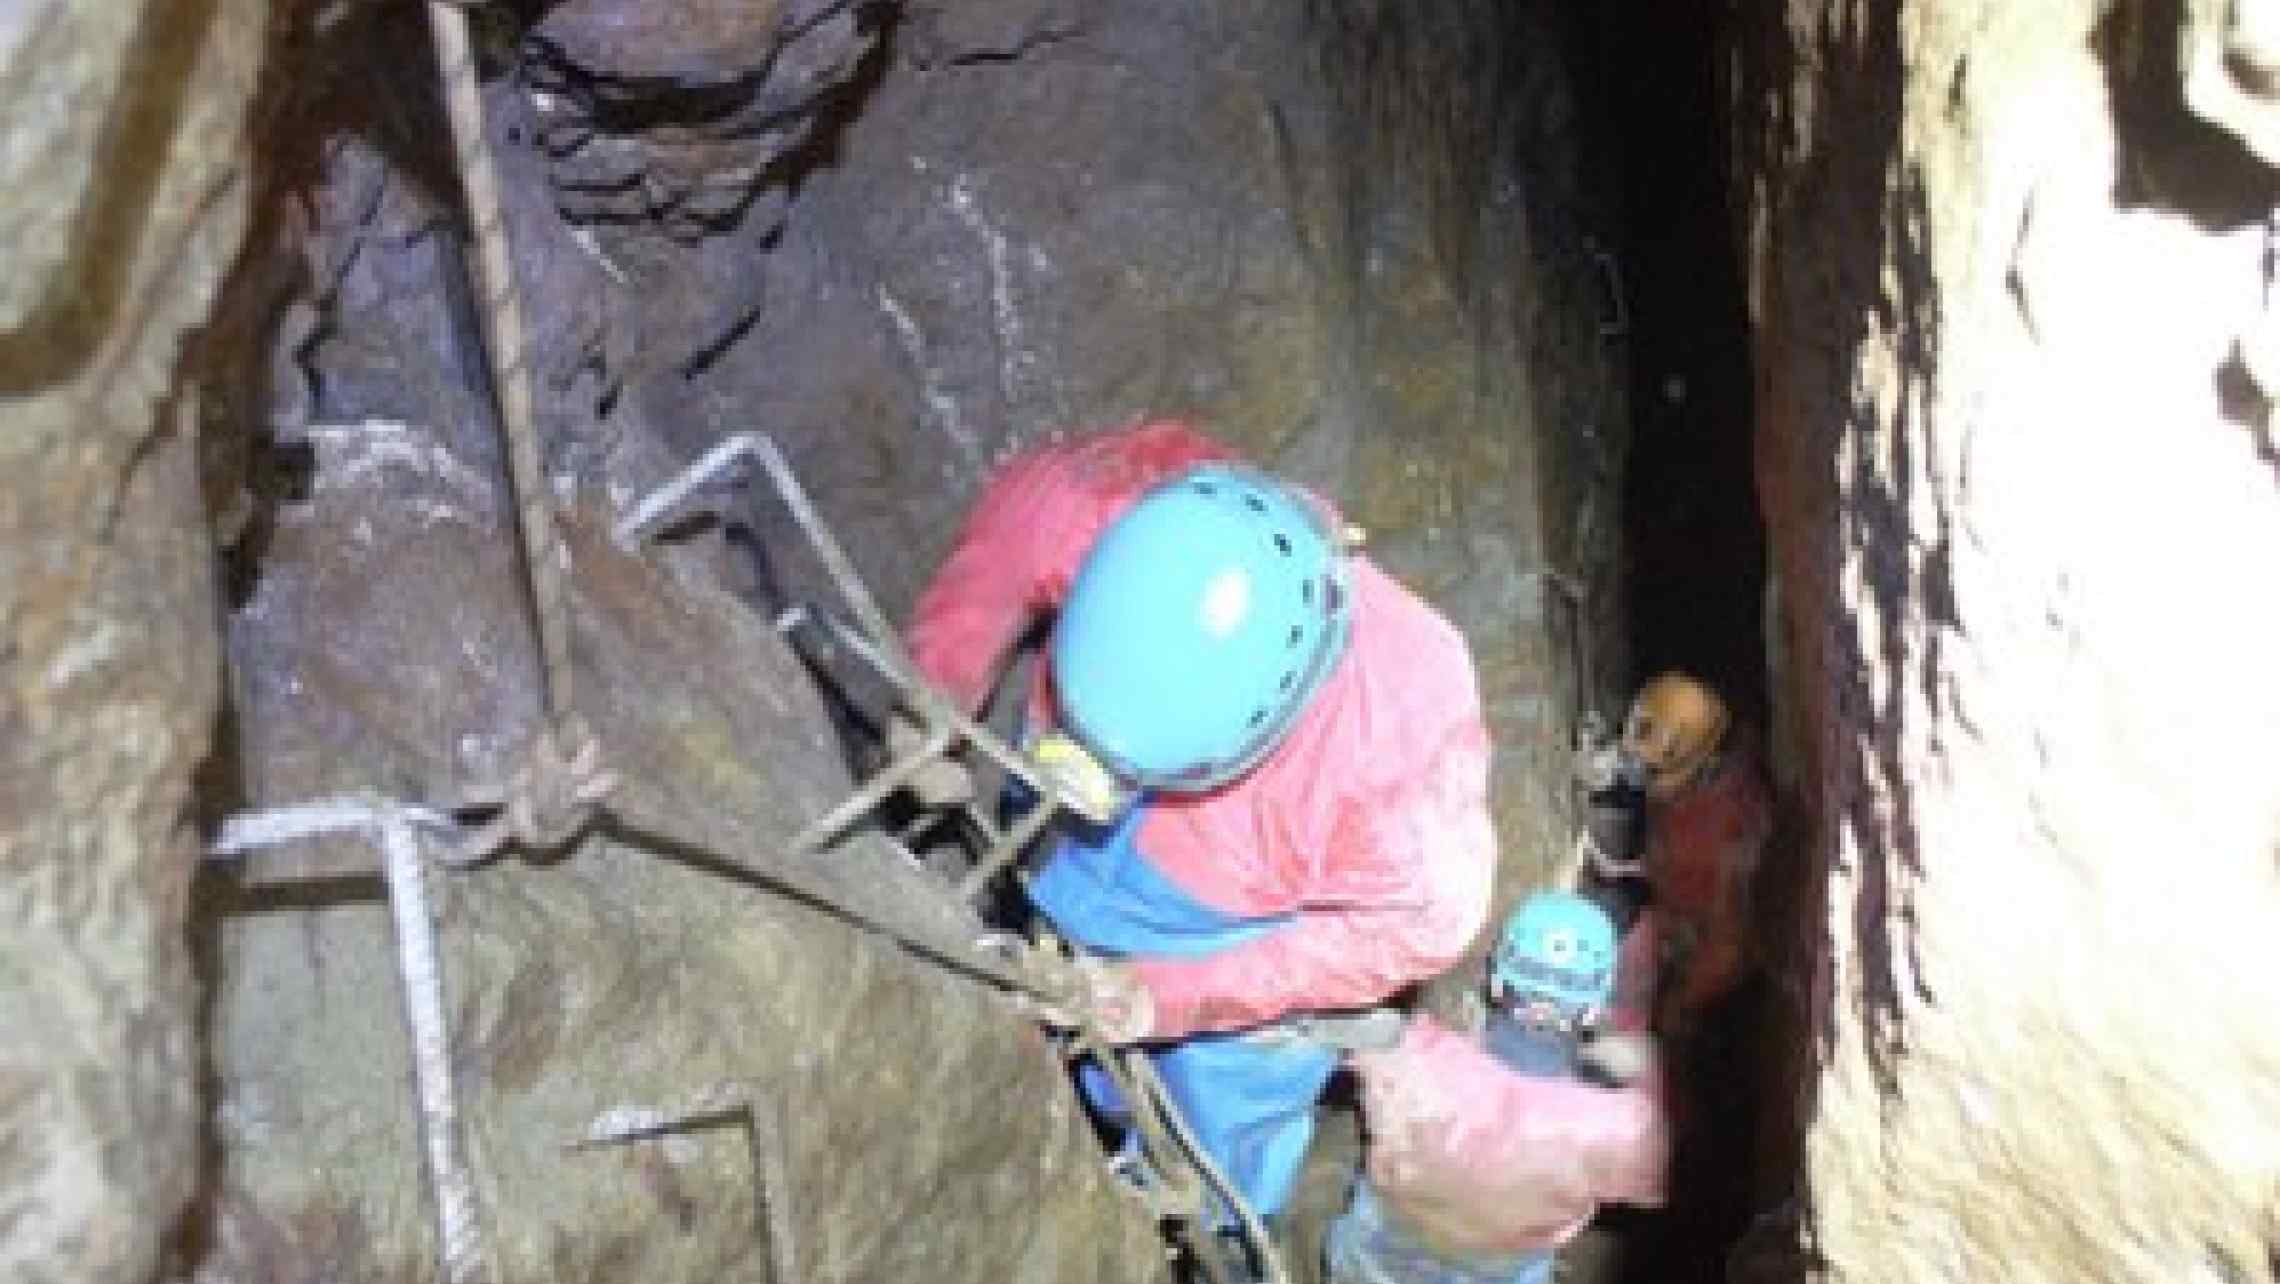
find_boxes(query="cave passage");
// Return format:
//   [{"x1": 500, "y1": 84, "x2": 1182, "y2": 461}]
[
  {"x1": 1568, "y1": 5, "x2": 1779, "y2": 1284},
  {"x1": 170, "y1": 1, "x2": 1785, "y2": 1281}
]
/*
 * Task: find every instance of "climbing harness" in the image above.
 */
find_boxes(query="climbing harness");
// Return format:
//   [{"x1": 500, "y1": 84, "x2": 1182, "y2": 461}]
[
  {"x1": 1255, "y1": 1007, "x2": 1407, "y2": 1054},
  {"x1": 1562, "y1": 712, "x2": 1643, "y2": 889}
]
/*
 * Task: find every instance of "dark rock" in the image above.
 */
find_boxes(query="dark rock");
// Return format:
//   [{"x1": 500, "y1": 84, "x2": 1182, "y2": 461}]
[
  {"x1": 0, "y1": 1, "x2": 268, "y2": 1281},
  {"x1": 196, "y1": 415, "x2": 1167, "y2": 1282}
]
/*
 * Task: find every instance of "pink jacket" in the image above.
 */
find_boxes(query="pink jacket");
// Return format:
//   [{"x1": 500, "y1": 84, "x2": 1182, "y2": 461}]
[
  {"x1": 906, "y1": 421, "x2": 1496, "y2": 1040},
  {"x1": 1352, "y1": 1017, "x2": 1669, "y2": 1261}
]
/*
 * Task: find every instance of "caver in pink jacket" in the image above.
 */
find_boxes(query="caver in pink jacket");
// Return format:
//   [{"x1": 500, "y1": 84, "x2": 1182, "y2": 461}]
[
  {"x1": 1350, "y1": 919, "x2": 1671, "y2": 1262},
  {"x1": 906, "y1": 420, "x2": 1496, "y2": 1040}
]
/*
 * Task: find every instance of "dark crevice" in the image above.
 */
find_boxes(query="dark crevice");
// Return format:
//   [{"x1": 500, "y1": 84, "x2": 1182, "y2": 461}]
[
  {"x1": 1573, "y1": 2, "x2": 1784, "y2": 1282},
  {"x1": 1591, "y1": 10, "x2": 1768, "y2": 731}
]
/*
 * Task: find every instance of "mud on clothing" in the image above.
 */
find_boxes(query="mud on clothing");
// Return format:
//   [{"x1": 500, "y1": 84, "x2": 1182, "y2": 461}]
[
  {"x1": 1328, "y1": 1014, "x2": 1589, "y2": 1283},
  {"x1": 1332, "y1": 1008, "x2": 1668, "y2": 1276}
]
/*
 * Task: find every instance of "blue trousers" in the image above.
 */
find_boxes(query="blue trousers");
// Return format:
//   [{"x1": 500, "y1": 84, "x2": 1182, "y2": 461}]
[
  {"x1": 1325, "y1": 1181, "x2": 1554, "y2": 1284},
  {"x1": 1029, "y1": 799, "x2": 1339, "y2": 1219}
]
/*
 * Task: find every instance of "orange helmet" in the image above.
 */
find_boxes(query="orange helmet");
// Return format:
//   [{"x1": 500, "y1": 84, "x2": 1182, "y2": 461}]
[{"x1": 1621, "y1": 671, "x2": 1729, "y2": 798}]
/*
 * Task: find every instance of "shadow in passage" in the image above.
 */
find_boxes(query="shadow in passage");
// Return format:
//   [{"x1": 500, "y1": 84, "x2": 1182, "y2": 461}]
[{"x1": 1572, "y1": 0, "x2": 1920, "y2": 1277}]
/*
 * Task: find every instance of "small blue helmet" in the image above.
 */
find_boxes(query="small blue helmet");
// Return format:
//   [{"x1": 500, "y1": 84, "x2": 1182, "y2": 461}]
[
  {"x1": 1050, "y1": 463, "x2": 1354, "y2": 792},
  {"x1": 1490, "y1": 891, "x2": 1618, "y2": 1019}
]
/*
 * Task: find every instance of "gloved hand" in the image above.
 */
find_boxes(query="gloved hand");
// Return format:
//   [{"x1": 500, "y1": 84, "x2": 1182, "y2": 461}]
[
  {"x1": 1577, "y1": 1029, "x2": 1659, "y2": 1087},
  {"x1": 1572, "y1": 712, "x2": 1636, "y2": 794},
  {"x1": 985, "y1": 934, "x2": 1155, "y2": 1044},
  {"x1": 1064, "y1": 955, "x2": 1155, "y2": 1044},
  {"x1": 884, "y1": 707, "x2": 975, "y2": 810}
]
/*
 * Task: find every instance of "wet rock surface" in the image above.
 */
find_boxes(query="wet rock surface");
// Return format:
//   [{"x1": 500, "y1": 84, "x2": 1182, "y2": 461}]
[
  {"x1": 226, "y1": 0, "x2": 1628, "y2": 965},
  {"x1": 185, "y1": 416, "x2": 1164, "y2": 1283},
  {"x1": 1738, "y1": 0, "x2": 2280, "y2": 1278},
  {"x1": 523, "y1": 0, "x2": 876, "y2": 243},
  {"x1": 653, "y1": 0, "x2": 1631, "y2": 926},
  {"x1": 0, "y1": 1, "x2": 265, "y2": 1282}
]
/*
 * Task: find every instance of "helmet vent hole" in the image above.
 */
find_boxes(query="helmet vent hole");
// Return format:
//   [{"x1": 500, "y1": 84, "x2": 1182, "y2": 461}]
[
  {"x1": 1193, "y1": 480, "x2": 1218, "y2": 496},
  {"x1": 1301, "y1": 579, "x2": 1315, "y2": 605},
  {"x1": 1243, "y1": 493, "x2": 1268, "y2": 514},
  {"x1": 1248, "y1": 708, "x2": 1270, "y2": 728},
  {"x1": 1323, "y1": 579, "x2": 1345, "y2": 615},
  {"x1": 1279, "y1": 671, "x2": 1296, "y2": 693},
  {"x1": 1272, "y1": 532, "x2": 1292, "y2": 556},
  {"x1": 1287, "y1": 624, "x2": 1303, "y2": 647}
]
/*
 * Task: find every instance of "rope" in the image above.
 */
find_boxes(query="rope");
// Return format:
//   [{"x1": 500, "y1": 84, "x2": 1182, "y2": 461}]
[
  {"x1": 426, "y1": 0, "x2": 578, "y2": 738},
  {"x1": 212, "y1": 798, "x2": 493, "y2": 1284},
  {"x1": 437, "y1": 719, "x2": 619, "y2": 867},
  {"x1": 1015, "y1": 933, "x2": 1290, "y2": 1284},
  {"x1": 1122, "y1": 1050, "x2": 1292, "y2": 1284},
  {"x1": 425, "y1": 0, "x2": 617, "y2": 860},
  {"x1": 211, "y1": 784, "x2": 1282, "y2": 1280}
]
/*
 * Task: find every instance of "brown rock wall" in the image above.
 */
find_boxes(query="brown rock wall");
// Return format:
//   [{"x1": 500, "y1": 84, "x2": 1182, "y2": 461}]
[{"x1": 1737, "y1": 0, "x2": 2280, "y2": 1278}]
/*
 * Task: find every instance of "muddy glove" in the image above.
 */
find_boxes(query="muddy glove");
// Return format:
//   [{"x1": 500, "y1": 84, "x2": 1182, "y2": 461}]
[
  {"x1": 1577, "y1": 1029, "x2": 1658, "y2": 1088},
  {"x1": 884, "y1": 708, "x2": 975, "y2": 810},
  {"x1": 985, "y1": 935, "x2": 1155, "y2": 1044},
  {"x1": 1046, "y1": 956, "x2": 1155, "y2": 1044},
  {"x1": 1572, "y1": 711, "x2": 1636, "y2": 794}
]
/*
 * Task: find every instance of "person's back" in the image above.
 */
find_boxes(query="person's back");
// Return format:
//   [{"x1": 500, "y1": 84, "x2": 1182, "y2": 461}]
[
  {"x1": 902, "y1": 419, "x2": 1498, "y2": 1224},
  {"x1": 1106, "y1": 555, "x2": 1494, "y2": 1036},
  {"x1": 1328, "y1": 893, "x2": 1668, "y2": 1284}
]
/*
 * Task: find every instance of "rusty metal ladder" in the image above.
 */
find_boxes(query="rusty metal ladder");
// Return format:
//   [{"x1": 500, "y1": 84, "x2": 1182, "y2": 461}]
[{"x1": 615, "y1": 431, "x2": 1292, "y2": 1284}]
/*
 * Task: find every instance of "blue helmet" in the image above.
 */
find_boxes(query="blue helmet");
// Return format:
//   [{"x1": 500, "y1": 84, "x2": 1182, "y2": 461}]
[
  {"x1": 1490, "y1": 891, "x2": 1618, "y2": 1019},
  {"x1": 1050, "y1": 463, "x2": 1354, "y2": 792}
]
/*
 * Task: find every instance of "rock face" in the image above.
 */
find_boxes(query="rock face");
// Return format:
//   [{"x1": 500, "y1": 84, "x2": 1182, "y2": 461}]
[
  {"x1": 188, "y1": 416, "x2": 1165, "y2": 1283},
  {"x1": 1737, "y1": 0, "x2": 2280, "y2": 1279},
  {"x1": 169, "y1": 0, "x2": 1608, "y2": 1277},
  {"x1": 0, "y1": 2, "x2": 265, "y2": 1282},
  {"x1": 172, "y1": 6, "x2": 1165, "y2": 1276}
]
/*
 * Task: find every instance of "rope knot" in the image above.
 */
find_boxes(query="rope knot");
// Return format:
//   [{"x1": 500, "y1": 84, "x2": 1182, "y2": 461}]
[{"x1": 443, "y1": 718, "x2": 619, "y2": 866}]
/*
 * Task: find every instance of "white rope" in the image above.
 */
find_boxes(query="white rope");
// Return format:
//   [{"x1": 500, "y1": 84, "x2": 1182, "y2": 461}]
[{"x1": 210, "y1": 798, "x2": 490, "y2": 1284}]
